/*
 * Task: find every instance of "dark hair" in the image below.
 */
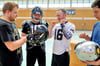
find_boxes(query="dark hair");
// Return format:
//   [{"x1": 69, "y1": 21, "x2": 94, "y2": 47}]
[
  {"x1": 91, "y1": 0, "x2": 100, "y2": 8},
  {"x1": 3, "y1": 2, "x2": 18, "y2": 14},
  {"x1": 57, "y1": 9, "x2": 66, "y2": 14}
]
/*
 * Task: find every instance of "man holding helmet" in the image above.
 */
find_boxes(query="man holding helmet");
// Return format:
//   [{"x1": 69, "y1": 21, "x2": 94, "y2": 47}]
[
  {"x1": 21, "y1": 6, "x2": 49, "y2": 66},
  {"x1": 79, "y1": 0, "x2": 100, "y2": 66}
]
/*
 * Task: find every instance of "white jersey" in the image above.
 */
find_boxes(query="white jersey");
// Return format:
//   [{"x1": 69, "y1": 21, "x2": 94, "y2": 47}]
[{"x1": 52, "y1": 21, "x2": 75, "y2": 55}]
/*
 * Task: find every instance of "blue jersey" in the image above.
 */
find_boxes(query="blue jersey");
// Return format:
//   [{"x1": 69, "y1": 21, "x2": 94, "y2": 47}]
[{"x1": 91, "y1": 21, "x2": 100, "y2": 45}]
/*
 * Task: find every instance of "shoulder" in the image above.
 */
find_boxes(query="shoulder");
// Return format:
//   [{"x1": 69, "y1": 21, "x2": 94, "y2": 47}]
[
  {"x1": 22, "y1": 20, "x2": 32, "y2": 26},
  {"x1": 67, "y1": 21, "x2": 75, "y2": 26},
  {"x1": 0, "y1": 19, "x2": 9, "y2": 27},
  {"x1": 53, "y1": 23, "x2": 60, "y2": 28},
  {"x1": 66, "y1": 21, "x2": 75, "y2": 27},
  {"x1": 93, "y1": 21, "x2": 100, "y2": 28},
  {"x1": 95, "y1": 21, "x2": 100, "y2": 26}
]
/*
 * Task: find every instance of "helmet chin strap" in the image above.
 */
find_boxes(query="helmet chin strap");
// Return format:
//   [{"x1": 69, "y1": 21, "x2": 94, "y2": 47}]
[
  {"x1": 33, "y1": 18, "x2": 40, "y2": 22},
  {"x1": 32, "y1": 16, "x2": 42, "y2": 22}
]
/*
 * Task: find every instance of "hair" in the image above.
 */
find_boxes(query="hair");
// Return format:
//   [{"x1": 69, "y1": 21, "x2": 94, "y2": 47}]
[
  {"x1": 91, "y1": 0, "x2": 100, "y2": 8},
  {"x1": 57, "y1": 9, "x2": 66, "y2": 14},
  {"x1": 3, "y1": 2, "x2": 19, "y2": 14}
]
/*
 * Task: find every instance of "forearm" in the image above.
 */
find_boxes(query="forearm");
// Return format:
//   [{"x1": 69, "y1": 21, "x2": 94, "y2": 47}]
[
  {"x1": 61, "y1": 23, "x2": 75, "y2": 39},
  {"x1": 49, "y1": 27, "x2": 53, "y2": 38},
  {"x1": 49, "y1": 25, "x2": 54, "y2": 38},
  {"x1": 85, "y1": 60, "x2": 100, "y2": 65},
  {"x1": 5, "y1": 37, "x2": 27, "y2": 51}
]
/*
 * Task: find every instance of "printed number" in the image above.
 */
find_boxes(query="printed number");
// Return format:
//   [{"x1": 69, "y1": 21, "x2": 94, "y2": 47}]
[{"x1": 55, "y1": 29, "x2": 63, "y2": 40}]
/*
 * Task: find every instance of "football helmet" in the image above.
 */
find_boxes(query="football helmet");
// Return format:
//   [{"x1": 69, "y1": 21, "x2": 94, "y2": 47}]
[
  {"x1": 34, "y1": 25, "x2": 49, "y2": 43},
  {"x1": 74, "y1": 41, "x2": 100, "y2": 61},
  {"x1": 31, "y1": 6, "x2": 43, "y2": 22}
]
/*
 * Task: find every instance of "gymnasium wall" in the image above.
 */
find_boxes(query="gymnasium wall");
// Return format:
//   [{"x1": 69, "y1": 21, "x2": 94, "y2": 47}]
[
  {"x1": 0, "y1": 8, "x2": 90, "y2": 66},
  {"x1": 15, "y1": 8, "x2": 95, "y2": 66},
  {"x1": 14, "y1": 8, "x2": 99, "y2": 30}
]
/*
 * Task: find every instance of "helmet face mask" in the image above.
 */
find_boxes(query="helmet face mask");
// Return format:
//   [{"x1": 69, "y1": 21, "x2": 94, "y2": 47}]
[
  {"x1": 31, "y1": 6, "x2": 43, "y2": 22},
  {"x1": 32, "y1": 14, "x2": 42, "y2": 22}
]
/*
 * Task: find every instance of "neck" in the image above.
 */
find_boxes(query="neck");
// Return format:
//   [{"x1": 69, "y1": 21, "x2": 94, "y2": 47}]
[
  {"x1": 1, "y1": 15, "x2": 11, "y2": 22},
  {"x1": 32, "y1": 20, "x2": 39, "y2": 24},
  {"x1": 59, "y1": 18, "x2": 67, "y2": 24}
]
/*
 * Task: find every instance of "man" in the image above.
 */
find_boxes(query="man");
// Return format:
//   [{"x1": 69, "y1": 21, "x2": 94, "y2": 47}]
[
  {"x1": 21, "y1": 6, "x2": 49, "y2": 66},
  {"x1": 79, "y1": 0, "x2": 100, "y2": 66},
  {"x1": 50, "y1": 9, "x2": 75, "y2": 66},
  {"x1": 0, "y1": 2, "x2": 33, "y2": 66}
]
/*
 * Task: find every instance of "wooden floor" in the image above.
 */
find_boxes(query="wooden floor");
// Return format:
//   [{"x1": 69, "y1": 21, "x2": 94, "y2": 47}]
[{"x1": 70, "y1": 40, "x2": 87, "y2": 66}]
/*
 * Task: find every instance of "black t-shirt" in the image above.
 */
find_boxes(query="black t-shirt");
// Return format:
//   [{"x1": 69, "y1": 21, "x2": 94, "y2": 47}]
[{"x1": 0, "y1": 19, "x2": 23, "y2": 66}]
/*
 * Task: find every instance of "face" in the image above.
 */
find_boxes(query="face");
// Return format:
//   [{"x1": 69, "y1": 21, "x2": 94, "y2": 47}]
[
  {"x1": 92, "y1": 6, "x2": 100, "y2": 20},
  {"x1": 56, "y1": 10, "x2": 66, "y2": 21},
  {"x1": 8, "y1": 7, "x2": 18, "y2": 21},
  {"x1": 32, "y1": 14, "x2": 42, "y2": 23}
]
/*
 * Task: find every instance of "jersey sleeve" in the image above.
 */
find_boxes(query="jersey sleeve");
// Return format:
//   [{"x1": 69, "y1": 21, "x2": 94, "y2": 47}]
[
  {"x1": 61, "y1": 22, "x2": 75, "y2": 39},
  {"x1": 0, "y1": 26, "x2": 14, "y2": 42}
]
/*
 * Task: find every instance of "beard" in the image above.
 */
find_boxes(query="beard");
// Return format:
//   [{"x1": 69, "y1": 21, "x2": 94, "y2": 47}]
[{"x1": 9, "y1": 16, "x2": 15, "y2": 21}]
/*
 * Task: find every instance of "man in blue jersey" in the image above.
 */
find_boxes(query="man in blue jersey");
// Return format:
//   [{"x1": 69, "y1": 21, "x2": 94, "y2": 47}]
[{"x1": 79, "y1": 0, "x2": 100, "y2": 66}]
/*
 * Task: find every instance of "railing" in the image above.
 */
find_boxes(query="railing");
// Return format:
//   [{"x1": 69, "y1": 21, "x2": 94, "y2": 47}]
[{"x1": 0, "y1": 0, "x2": 95, "y2": 8}]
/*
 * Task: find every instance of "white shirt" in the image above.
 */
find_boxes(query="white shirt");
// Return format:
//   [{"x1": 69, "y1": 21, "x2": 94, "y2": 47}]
[{"x1": 52, "y1": 22, "x2": 75, "y2": 55}]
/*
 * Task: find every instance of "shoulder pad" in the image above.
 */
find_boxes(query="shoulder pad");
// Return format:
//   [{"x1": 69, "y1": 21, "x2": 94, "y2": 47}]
[
  {"x1": 40, "y1": 20, "x2": 49, "y2": 27},
  {"x1": 22, "y1": 20, "x2": 32, "y2": 26}
]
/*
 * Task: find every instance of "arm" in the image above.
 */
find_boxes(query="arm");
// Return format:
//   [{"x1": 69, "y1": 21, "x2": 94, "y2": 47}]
[
  {"x1": 79, "y1": 32, "x2": 91, "y2": 41},
  {"x1": 6, "y1": 32, "x2": 36, "y2": 51},
  {"x1": 61, "y1": 22, "x2": 75, "y2": 39},
  {"x1": 49, "y1": 21, "x2": 56, "y2": 38},
  {"x1": 5, "y1": 36, "x2": 27, "y2": 51}
]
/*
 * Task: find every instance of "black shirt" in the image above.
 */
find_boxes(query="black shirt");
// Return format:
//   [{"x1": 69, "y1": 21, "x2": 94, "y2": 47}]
[{"x1": 0, "y1": 19, "x2": 23, "y2": 66}]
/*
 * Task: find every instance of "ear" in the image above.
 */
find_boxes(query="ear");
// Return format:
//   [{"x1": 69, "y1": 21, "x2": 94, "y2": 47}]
[
  {"x1": 6, "y1": 10, "x2": 10, "y2": 14},
  {"x1": 65, "y1": 14, "x2": 67, "y2": 16},
  {"x1": 64, "y1": 14, "x2": 66, "y2": 18}
]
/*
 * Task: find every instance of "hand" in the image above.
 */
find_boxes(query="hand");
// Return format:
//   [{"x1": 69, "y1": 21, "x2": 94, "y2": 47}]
[
  {"x1": 60, "y1": 23, "x2": 65, "y2": 28},
  {"x1": 60, "y1": 19, "x2": 66, "y2": 24},
  {"x1": 79, "y1": 33, "x2": 91, "y2": 41},
  {"x1": 26, "y1": 34, "x2": 35, "y2": 41},
  {"x1": 81, "y1": 60, "x2": 100, "y2": 65},
  {"x1": 27, "y1": 33, "x2": 40, "y2": 41}
]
